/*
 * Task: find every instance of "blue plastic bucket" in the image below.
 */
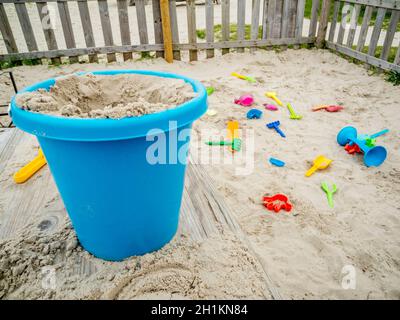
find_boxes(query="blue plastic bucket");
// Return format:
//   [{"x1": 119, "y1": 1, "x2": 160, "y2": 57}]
[{"x1": 11, "y1": 70, "x2": 207, "y2": 261}]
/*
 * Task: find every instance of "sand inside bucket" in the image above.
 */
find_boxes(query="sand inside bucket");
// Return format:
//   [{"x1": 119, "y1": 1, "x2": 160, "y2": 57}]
[{"x1": 15, "y1": 73, "x2": 197, "y2": 119}]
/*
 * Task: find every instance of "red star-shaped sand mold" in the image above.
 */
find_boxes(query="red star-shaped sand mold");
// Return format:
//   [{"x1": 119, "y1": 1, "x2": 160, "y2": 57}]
[{"x1": 262, "y1": 194, "x2": 293, "y2": 213}]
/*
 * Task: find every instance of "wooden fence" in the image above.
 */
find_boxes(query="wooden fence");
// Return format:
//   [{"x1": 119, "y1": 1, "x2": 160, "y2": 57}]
[
  {"x1": 0, "y1": 0, "x2": 317, "y2": 63},
  {"x1": 324, "y1": 0, "x2": 400, "y2": 72},
  {"x1": 0, "y1": 0, "x2": 399, "y2": 72}
]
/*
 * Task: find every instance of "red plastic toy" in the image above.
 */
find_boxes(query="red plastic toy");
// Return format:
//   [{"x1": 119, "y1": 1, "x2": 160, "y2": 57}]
[
  {"x1": 262, "y1": 194, "x2": 293, "y2": 213},
  {"x1": 344, "y1": 143, "x2": 362, "y2": 154}
]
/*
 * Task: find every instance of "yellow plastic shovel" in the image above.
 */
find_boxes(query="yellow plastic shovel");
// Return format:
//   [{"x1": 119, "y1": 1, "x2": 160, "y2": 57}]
[
  {"x1": 14, "y1": 149, "x2": 47, "y2": 184},
  {"x1": 305, "y1": 155, "x2": 332, "y2": 177},
  {"x1": 227, "y1": 120, "x2": 241, "y2": 152}
]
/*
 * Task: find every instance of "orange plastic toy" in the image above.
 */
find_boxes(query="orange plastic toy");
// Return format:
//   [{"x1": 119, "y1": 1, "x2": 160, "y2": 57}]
[{"x1": 262, "y1": 194, "x2": 293, "y2": 213}]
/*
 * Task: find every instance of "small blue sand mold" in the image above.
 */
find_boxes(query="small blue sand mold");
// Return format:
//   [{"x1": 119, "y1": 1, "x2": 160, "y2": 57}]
[
  {"x1": 269, "y1": 157, "x2": 285, "y2": 167},
  {"x1": 246, "y1": 109, "x2": 262, "y2": 119}
]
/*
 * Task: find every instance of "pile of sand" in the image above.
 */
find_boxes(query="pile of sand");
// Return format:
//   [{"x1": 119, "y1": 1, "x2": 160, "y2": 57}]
[
  {"x1": 0, "y1": 215, "x2": 268, "y2": 299},
  {"x1": 15, "y1": 73, "x2": 196, "y2": 119}
]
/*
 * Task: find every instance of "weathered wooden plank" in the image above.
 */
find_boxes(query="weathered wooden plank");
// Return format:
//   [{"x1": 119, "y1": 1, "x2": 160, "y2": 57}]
[
  {"x1": 160, "y1": 0, "x2": 172, "y2": 63},
  {"x1": 0, "y1": 44, "x2": 164, "y2": 61},
  {"x1": 135, "y1": 0, "x2": 149, "y2": 57},
  {"x1": 281, "y1": 0, "x2": 291, "y2": 38},
  {"x1": 77, "y1": 0, "x2": 98, "y2": 63},
  {"x1": 338, "y1": 0, "x2": 400, "y2": 10},
  {"x1": 57, "y1": 1, "x2": 78, "y2": 63},
  {"x1": 37, "y1": 2, "x2": 61, "y2": 64},
  {"x1": 98, "y1": 0, "x2": 116, "y2": 62},
  {"x1": 117, "y1": 0, "x2": 132, "y2": 61},
  {"x1": 272, "y1": 0, "x2": 283, "y2": 38},
  {"x1": 15, "y1": 3, "x2": 38, "y2": 52},
  {"x1": 381, "y1": 10, "x2": 400, "y2": 61},
  {"x1": 0, "y1": 37, "x2": 316, "y2": 62},
  {"x1": 337, "y1": 3, "x2": 352, "y2": 45},
  {"x1": 308, "y1": 0, "x2": 319, "y2": 37},
  {"x1": 205, "y1": 0, "x2": 214, "y2": 57},
  {"x1": 0, "y1": 3, "x2": 18, "y2": 53},
  {"x1": 395, "y1": 45, "x2": 400, "y2": 64},
  {"x1": 368, "y1": 7, "x2": 387, "y2": 56},
  {"x1": 221, "y1": 0, "x2": 230, "y2": 55},
  {"x1": 346, "y1": 4, "x2": 361, "y2": 47},
  {"x1": 186, "y1": 0, "x2": 197, "y2": 61},
  {"x1": 250, "y1": 0, "x2": 261, "y2": 53},
  {"x1": 327, "y1": 41, "x2": 400, "y2": 72},
  {"x1": 36, "y1": 2, "x2": 58, "y2": 51},
  {"x1": 328, "y1": 0, "x2": 340, "y2": 42},
  {"x1": 152, "y1": 0, "x2": 164, "y2": 58},
  {"x1": 267, "y1": 0, "x2": 276, "y2": 38},
  {"x1": 295, "y1": 0, "x2": 306, "y2": 39},
  {"x1": 288, "y1": 0, "x2": 298, "y2": 38},
  {"x1": 356, "y1": 5, "x2": 373, "y2": 51},
  {"x1": 169, "y1": 0, "x2": 180, "y2": 60},
  {"x1": 261, "y1": 0, "x2": 269, "y2": 39},
  {"x1": 317, "y1": 0, "x2": 331, "y2": 47}
]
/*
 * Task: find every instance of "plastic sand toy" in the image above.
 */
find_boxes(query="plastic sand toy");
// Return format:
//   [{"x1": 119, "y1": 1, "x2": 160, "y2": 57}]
[
  {"x1": 305, "y1": 155, "x2": 332, "y2": 177},
  {"x1": 269, "y1": 157, "x2": 285, "y2": 167},
  {"x1": 206, "y1": 120, "x2": 242, "y2": 152},
  {"x1": 287, "y1": 103, "x2": 302, "y2": 120},
  {"x1": 231, "y1": 72, "x2": 256, "y2": 83},
  {"x1": 227, "y1": 120, "x2": 242, "y2": 152},
  {"x1": 14, "y1": 148, "x2": 47, "y2": 184},
  {"x1": 265, "y1": 92, "x2": 283, "y2": 106},
  {"x1": 247, "y1": 109, "x2": 262, "y2": 119},
  {"x1": 337, "y1": 126, "x2": 387, "y2": 167},
  {"x1": 206, "y1": 109, "x2": 218, "y2": 116},
  {"x1": 362, "y1": 129, "x2": 389, "y2": 147},
  {"x1": 312, "y1": 105, "x2": 344, "y2": 112},
  {"x1": 344, "y1": 143, "x2": 361, "y2": 154},
  {"x1": 11, "y1": 69, "x2": 208, "y2": 261},
  {"x1": 266, "y1": 121, "x2": 286, "y2": 138},
  {"x1": 321, "y1": 182, "x2": 337, "y2": 208},
  {"x1": 326, "y1": 105, "x2": 343, "y2": 112},
  {"x1": 263, "y1": 104, "x2": 278, "y2": 111},
  {"x1": 206, "y1": 87, "x2": 215, "y2": 95},
  {"x1": 262, "y1": 194, "x2": 293, "y2": 213},
  {"x1": 234, "y1": 94, "x2": 254, "y2": 107}
]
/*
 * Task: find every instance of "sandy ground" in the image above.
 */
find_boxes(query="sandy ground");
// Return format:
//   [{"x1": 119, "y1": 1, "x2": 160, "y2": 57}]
[
  {"x1": 0, "y1": 48, "x2": 400, "y2": 299},
  {"x1": 0, "y1": 1, "x2": 398, "y2": 55}
]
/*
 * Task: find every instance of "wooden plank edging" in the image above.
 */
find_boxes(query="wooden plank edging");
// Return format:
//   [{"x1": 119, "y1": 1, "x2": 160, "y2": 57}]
[{"x1": 327, "y1": 41, "x2": 400, "y2": 72}]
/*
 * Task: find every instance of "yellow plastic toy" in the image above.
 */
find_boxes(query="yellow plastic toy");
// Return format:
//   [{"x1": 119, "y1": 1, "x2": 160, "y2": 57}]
[
  {"x1": 265, "y1": 92, "x2": 283, "y2": 106},
  {"x1": 227, "y1": 120, "x2": 241, "y2": 152},
  {"x1": 305, "y1": 155, "x2": 332, "y2": 177},
  {"x1": 231, "y1": 72, "x2": 256, "y2": 83},
  {"x1": 14, "y1": 149, "x2": 47, "y2": 184},
  {"x1": 312, "y1": 105, "x2": 329, "y2": 111}
]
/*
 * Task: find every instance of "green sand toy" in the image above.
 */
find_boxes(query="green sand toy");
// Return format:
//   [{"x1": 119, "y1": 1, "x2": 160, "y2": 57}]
[
  {"x1": 206, "y1": 87, "x2": 215, "y2": 96},
  {"x1": 287, "y1": 103, "x2": 302, "y2": 120},
  {"x1": 321, "y1": 182, "x2": 337, "y2": 208},
  {"x1": 206, "y1": 138, "x2": 242, "y2": 151}
]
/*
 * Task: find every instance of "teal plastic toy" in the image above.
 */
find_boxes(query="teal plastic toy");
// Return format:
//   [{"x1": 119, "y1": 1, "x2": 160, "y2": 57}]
[
  {"x1": 337, "y1": 126, "x2": 387, "y2": 167},
  {"x1": 11, "y1": 70, "x2": 207, "y2": 261},
  {"x1": 360, "y1": 129, "x2": 389, "y2": 147}
]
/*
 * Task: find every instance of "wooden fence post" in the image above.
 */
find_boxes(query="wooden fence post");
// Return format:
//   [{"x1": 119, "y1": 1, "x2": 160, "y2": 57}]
[
  {"x1": 160, "y1": 0, "x2": 173, "y2": 63},
  {"x1": 316, "y1": 0, "x2": 331, "y2": 48}
]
